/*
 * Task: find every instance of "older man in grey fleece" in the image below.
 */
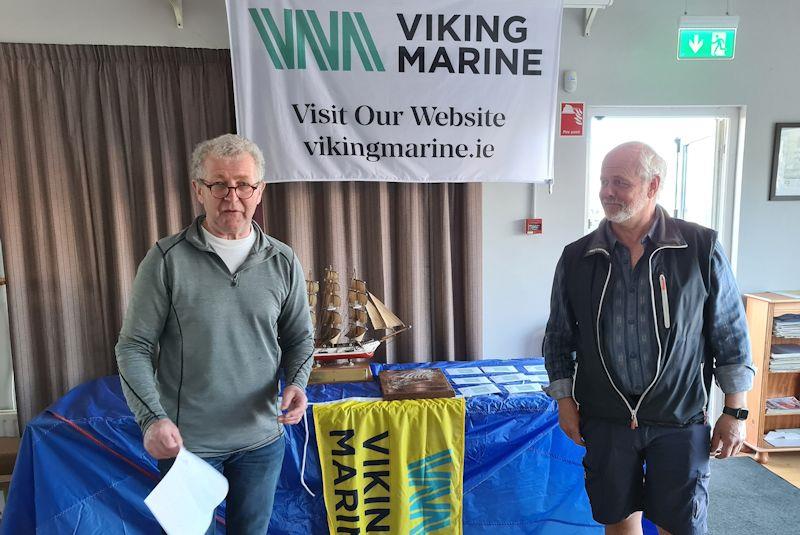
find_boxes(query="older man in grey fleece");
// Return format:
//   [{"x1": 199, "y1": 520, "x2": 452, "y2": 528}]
[{"x1": 116, "y1": 134, "x2": 314, "y2": 535}]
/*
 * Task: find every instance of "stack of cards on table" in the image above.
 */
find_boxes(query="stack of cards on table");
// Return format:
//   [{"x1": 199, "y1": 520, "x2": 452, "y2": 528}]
[{"x1": 443, "y1": 363, "x2": 550, "y2": 397}]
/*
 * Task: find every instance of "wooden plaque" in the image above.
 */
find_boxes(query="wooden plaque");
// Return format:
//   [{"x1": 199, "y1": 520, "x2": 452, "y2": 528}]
[
  {"x1": 308, "y1": 363, "x2": 373, "y2": 385},
  {"x1": 378, "y1": 369, "x2": 455, "y2": 401}
]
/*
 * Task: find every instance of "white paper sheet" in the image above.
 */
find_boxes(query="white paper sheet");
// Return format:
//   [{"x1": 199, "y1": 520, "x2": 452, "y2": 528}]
[
  {"x1": 526, "y1": 374, "x2": 550, "y2": 383},
  {"x1": 445, "y1": 367, "x2": 484, "y2": 376},
  {"x1": 764, "y1": 428, "x2": 800, "y2": 447},
  {"x1": 458, "y1": 384, "x2": 502, "y2": 397},
  {"x1": 524, "y1": 365, "x2": 546, "y2": 373},
  {"x1": 480, "y1": 365, "x2": 519, "y2": 374},
  {"x1": 490, "y1": 373, "x2": 529, "y2": 384},
  {"x1": 451, "y1": 376, "x2": 492, "y2": 385},
  {"x1": 504, "y1": 383, "x2": 544, "y2": 394},
  {"x1": 145, "y1": 448, "x2": 229, "y2": 535}
]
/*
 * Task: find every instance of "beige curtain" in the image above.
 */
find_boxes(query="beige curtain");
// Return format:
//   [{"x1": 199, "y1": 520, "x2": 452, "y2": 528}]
[
  {"x1": 0, "y1": 43, "x2": 236, "y2": 427},
  {"x1": 262, "y1": 181, "x2": 482, "y2": 364},
  {"x1": 0, "y1": 43, "x2": 482, "y2": 429}
]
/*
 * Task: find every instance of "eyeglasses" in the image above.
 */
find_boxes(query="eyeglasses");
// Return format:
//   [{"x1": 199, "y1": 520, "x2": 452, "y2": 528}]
[{"x1": 197, "y1": 180, "x2": 262, "y2": 199}]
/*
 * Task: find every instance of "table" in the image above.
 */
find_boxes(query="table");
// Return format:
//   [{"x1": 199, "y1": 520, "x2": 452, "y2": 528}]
[{"x1": 2, "y1": 359, "x2": 605, "y2": 534}]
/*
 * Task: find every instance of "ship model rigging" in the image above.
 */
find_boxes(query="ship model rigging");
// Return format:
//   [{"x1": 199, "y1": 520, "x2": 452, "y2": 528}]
[{"x1": 307, "y1": 267, "x2": 410, "y2": 369}]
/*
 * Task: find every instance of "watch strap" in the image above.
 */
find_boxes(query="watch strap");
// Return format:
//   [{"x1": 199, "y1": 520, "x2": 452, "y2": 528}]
[{"x1": 722, "y1": 406, "x2": 748, "y2": 420}]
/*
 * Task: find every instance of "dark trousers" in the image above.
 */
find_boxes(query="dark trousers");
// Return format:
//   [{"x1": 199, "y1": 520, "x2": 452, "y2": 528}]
[{"x1": 158, "y1": 435, "x2": 285, "y2": 535}]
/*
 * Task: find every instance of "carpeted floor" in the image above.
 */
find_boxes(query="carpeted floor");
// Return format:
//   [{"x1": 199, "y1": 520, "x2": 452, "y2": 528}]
[{"x1": 708, "y1": 457, "x2": 800, "y2": 534}]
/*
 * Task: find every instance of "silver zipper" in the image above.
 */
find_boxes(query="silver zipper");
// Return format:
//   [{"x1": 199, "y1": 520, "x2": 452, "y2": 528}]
[{"x1": 591, "y1": 250, "x2": 638, "y2": 428}]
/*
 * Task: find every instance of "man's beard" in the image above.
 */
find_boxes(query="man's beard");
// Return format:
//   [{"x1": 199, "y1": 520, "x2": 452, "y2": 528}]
[{"x1": 603, "y1": 192, "x2": 649, "y2": 224}]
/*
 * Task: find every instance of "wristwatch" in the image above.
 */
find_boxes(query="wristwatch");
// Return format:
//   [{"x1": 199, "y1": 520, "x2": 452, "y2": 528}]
[{"x1": 722, "y1": 406, "x2": 749, "y2": 420}]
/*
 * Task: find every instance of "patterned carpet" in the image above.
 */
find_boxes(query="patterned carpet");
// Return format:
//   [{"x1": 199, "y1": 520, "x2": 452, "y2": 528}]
[{"x1": 708, "y1": 457, "x2": 800, "y2": 534}]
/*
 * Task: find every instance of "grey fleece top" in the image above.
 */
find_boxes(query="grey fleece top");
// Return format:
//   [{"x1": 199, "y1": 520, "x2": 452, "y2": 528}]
[{"x1": 115, "y1": 216, "x2": 314, "y2": 456}]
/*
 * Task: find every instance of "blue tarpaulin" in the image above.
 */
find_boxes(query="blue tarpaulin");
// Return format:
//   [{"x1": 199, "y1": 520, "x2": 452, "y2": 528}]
[{"x1": 2, "y1": 358, "x2": 654, "y2": 534}]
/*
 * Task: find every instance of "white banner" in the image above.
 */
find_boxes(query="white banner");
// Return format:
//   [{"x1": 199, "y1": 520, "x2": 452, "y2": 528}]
[{"x1": 226, "y1": 0, "x2": 563, "y2": 182}]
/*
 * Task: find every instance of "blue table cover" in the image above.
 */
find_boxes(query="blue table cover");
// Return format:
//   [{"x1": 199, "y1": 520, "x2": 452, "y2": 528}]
[{"x1": 2, "y1": 358, "x2": 654, "y2": 534}]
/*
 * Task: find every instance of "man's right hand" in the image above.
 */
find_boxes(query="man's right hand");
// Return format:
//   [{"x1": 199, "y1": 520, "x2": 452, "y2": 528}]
[
  {"x1": 557, "y1": 397, "x2": 584, "y2": 446},
  {"x1": 144, "y1": 418, "x2": 183, "y2": 459}
]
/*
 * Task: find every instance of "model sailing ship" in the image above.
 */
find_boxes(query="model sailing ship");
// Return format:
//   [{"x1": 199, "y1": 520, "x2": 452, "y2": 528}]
[{"x1": 307, "y1": 267, "x2": 410, "y2": 364}]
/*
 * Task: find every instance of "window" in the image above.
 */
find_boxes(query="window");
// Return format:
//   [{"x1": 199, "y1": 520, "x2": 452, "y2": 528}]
[{"x1": 586, "y1": 107, "x2": 741, "y2": 262}]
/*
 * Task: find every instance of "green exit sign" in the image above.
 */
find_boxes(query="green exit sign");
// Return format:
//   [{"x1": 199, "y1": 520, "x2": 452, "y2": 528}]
[
  {"x1": 678, "y1": 28, "x2": 737, "y2": 59},
  {"x1": 677, "y1": 17, "x2": 739, "y2": 60}
]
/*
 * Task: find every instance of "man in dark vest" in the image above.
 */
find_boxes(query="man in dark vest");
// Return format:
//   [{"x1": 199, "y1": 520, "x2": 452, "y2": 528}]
[{"x1": 544, "y1": 141, "x2": 754, "y2": 535}]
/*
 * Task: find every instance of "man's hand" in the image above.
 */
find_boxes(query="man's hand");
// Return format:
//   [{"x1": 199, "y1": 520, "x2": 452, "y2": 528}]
[
  {"x1": 557, "y1": 397, "x2": 584, "y2": 446},
  {"x1": 278, "y1": 385, "x2": 308, "y2": 425},
  {"x1": 710, "y1": 414, "x2": 745, "y2": 458},
  {"x1": 144, "y1": 418, "x2": 183, "y2": 459}
]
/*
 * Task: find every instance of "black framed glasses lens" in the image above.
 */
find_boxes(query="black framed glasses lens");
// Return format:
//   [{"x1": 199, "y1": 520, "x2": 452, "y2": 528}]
[{"x1": 203, "y1": 182, "x2": 260, "y2": 199}]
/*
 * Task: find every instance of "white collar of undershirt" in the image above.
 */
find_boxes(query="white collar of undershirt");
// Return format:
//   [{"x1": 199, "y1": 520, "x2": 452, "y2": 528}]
[
  {"x1": 201, "y1": 226, "x2": 256, "y2": 273},
  {"x1": 201, "y1": 226, "x2": 256, "y2": 249}
]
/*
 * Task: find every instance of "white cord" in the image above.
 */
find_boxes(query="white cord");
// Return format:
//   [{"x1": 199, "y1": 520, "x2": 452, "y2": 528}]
[
  {"x1": 299, "y1": 410, "x2": 315, "y2": 497},
  {"x1": 297, "y1": 396, "x2": 382, "y2": 497}
]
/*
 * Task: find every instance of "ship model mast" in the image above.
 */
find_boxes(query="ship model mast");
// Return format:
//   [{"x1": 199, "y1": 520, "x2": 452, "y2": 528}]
[
  {"x1": 306, "y1": 274, "x2": 319, "y2": 330},
  {"x1": 316, "y1": 267, "x2": 342, "y2": 346},
  {"x1": 306, "y1": 266, "x2": 410, "y2": 363}
]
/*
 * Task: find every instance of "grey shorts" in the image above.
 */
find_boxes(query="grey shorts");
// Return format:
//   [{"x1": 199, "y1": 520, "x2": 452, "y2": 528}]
[{"x1": 580, "y1": 417, "x2": 711, "y2": 535}]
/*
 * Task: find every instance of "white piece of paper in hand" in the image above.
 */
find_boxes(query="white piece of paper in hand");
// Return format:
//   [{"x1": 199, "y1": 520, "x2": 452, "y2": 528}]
[{"x1": 145, "y1": 447, "x2": 229, "y2": 535}]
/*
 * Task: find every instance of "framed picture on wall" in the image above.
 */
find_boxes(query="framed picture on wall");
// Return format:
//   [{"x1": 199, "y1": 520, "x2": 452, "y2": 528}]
[{"x1": 770, "y1": 123, "x2": 800, "y2": 200}]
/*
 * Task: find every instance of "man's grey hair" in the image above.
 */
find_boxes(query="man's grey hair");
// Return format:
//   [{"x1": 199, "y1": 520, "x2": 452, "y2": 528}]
[
  {"x1": 190, "y1": 134, "x2": 265, "y2": 182},
  {"x1": 617, "y1": 141, "x2": 667, "y2": 192},
  {"x1": 637, "y1": 142, "x2": 667, "y2": 189}
]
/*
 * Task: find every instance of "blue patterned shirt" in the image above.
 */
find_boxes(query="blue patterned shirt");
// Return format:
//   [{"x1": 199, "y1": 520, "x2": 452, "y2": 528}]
[{"x1": 600, "y1": 221, "x2": 659, "y2": 395}]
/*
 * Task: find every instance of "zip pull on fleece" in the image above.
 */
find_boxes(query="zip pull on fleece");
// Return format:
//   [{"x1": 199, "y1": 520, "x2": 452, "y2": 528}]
[
  {"x1": 630, "y1": 411, "x2": 639, "y2": 430},
  {"x1": 659, "y1": 274, "x2": 671, "y2": 329},
  {"x1": 232, "y1": 272, "x2": 240, "y2": 287}
]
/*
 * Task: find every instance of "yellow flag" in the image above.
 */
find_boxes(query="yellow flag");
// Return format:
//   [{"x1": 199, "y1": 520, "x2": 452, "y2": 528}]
[{"x1": 314, "y1": 398, "x2": 465, "y2": 534}]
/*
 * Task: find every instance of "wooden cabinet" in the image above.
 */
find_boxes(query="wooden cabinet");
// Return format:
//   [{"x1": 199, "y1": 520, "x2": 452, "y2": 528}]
[{"x1": 743, "y1": 292, "x2": 800, "y2": 464}]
